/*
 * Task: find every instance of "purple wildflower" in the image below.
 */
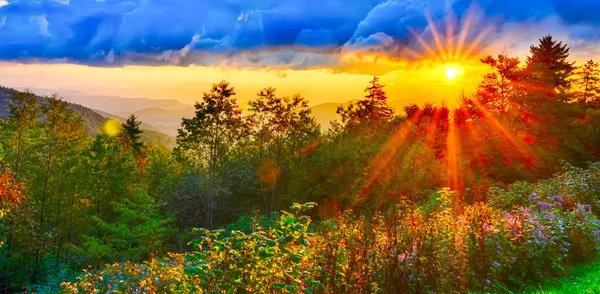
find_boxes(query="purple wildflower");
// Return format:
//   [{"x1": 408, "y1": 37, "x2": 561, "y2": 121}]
[
  {"x1": 551, "y1": 195, "x2": 564, "y2": 207},
  {"x1": 492, "y1": 261, "x2": 500, "y2": 268},
  {"x1": 528, "y1": 192, "x2": 538, "y2": 202},
  {"x1": 537, "y1": 201, "x2": 553, "y2": 210}
]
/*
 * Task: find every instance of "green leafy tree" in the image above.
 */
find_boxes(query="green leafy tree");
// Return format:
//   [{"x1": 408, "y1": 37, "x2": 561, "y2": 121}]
[
  {"x1": 248, "y1": 87, "x2": 320, "y2": 212},
  {"x1": 0, "y1": 90, "x2": 41, "y2": 179},
  {"x1": 30, "y1": 96, "x2": 89, "y2": 260},
  {"x1": 176, "y1": 80, "x2": 248, "y2": 227}
]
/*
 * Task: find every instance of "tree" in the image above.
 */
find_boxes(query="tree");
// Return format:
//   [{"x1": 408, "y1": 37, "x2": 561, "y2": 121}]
[
  {"x1": 576, "y1": 59, "x2": 600, "y2": 106},
  {"x1": 525, "y1": 35, "x2": 576, "y2": 100},
  {"x1": 76, "y1": 189, "x2": 171, "y2": 265},
  {"x1": 120, "y1": 115, "x2": 144, "y2": 153},
  {"x1": 0, "y1": 90, "x2": 41, "y2": 179},
  {"x1": 477, "y1": 54, "x2": 522, "y2": 113},
  {"x1": 248, "y1": 88, "x2": 320, "y2": 212},
  {"x1": 337, "y1": 76, "x2": 394, "y2": 128},
  {"x1": 32, "y1": 96, "x2": 89, "y2": 259},
  {"x1": 176, "y1": 80, "x2": 248, "y2": 227}
]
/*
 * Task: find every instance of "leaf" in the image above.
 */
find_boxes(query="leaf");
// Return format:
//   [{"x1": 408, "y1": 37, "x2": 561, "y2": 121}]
[{"x1": 183, "y1": 266, "x2": 201, "y2": 275}]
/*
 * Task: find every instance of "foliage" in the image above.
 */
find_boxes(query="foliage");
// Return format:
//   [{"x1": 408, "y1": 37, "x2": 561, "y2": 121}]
[
  {"x1": 337, "y1": 76, "x2": 394, "y2": 129},
  {"x1": 576, "y1": 59, "x2": 600, "y2": 106},
  {"x1": 120, "y1": 114, "x2": 145, "y2": 153},
  {"x1": 62, "y1": 163, "x2": 600, "y2": 293}
]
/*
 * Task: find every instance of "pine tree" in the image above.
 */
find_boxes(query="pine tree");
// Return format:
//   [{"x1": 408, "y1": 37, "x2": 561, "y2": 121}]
[
  {"x1": 362, "y1": 76, "x2": 394, "y2": 121},
  {"x1": 525, "y1": 35, "x2": 576, "y2": 100},
  {"x1": 121, "y1": 115, "x2": 144, "y2": 153},
  {"x1": 577, "y1": 59, "x2": 600, "y2": 106},
  {"x1": 337, "y1": 76, "x2": 394, "y2": 128}
]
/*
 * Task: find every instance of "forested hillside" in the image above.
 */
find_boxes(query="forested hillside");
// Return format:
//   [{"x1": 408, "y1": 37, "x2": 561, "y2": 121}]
[
  {"x1": 0, "y1": 86, "x2": 175, "y2": 146},
  {"x1": 1, "y1": 35, "x2": 600, "y2": 293}
]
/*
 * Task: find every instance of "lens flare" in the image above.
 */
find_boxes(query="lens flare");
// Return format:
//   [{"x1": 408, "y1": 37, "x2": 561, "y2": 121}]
[{"x1": 102, "y1": 118, "x2": 122, "y2": 137}]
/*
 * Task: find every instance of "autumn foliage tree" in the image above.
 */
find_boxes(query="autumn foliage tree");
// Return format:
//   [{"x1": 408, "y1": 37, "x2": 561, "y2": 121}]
[
  {"x1": 0, "y1": 169, "x2": 23, "y2": 219},
  {"x1": 477, "y1": 54, "x2": 522, "y2": 113}
]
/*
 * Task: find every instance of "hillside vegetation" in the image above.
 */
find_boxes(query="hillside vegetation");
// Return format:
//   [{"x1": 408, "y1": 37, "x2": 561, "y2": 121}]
[{"x1": 0, "y1": 86, "x2": 175, "y2": 146}]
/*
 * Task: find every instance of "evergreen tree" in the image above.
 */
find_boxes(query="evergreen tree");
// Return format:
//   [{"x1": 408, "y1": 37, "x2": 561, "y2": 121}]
[
  {"x1": 121, "y1": 115, "x2": 144, "y2": 153},
  {"x1": 337, "y1": 76, "x2": 394, "y2": 128},
  {"x1": 576, "y1": 59, "x2": 600, "y2": 106},
  {"x1": 77, "y1": 189, "x2": 171, "y2": 265},
  {"x1": 525, "y1": 35, "x2": 576, "y2": 100}
]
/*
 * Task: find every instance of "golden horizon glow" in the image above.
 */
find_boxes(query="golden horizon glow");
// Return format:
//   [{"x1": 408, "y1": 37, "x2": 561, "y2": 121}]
[{"x1": 0, "y1": 60, "x2": 485, "y2": 108}]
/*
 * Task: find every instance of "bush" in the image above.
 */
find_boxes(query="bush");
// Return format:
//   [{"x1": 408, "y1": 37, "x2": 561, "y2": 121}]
[{"x1": 62, "y1": 163, "x2": 600, "y2": 293}]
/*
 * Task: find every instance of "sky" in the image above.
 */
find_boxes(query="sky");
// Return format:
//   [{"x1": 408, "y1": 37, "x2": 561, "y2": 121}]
[{"x1": 1, "y1": 0, "x2": 600, "y2": 106}]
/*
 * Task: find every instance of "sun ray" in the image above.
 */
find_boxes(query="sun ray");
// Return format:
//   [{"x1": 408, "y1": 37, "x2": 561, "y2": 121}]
[
  {"x1": 445, "y1": 13, "x2": 456, "y2": 62},
  {"x1": 425, "y1": 11, "x2": 450, "y2": 62},
  {"x1": 446, "y1": 114, "x2": 462, "y2": 190},
  {"x1": 409, "y1": 27, "x2": 443, "y2": 63},
  {"x1": 470, "y1": 98, "x2": 536, "y2": 161},
  {"x1": 460, "y1": 25, "x2": 494, "y2": 61},
  {"x1": 359, "y1": 110, "x2": 423, "y2": 196}
]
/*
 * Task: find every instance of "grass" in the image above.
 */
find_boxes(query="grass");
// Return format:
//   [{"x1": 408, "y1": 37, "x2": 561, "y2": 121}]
[{"x1": 527, "y1": 262, "x2": 600, "y2": 294}]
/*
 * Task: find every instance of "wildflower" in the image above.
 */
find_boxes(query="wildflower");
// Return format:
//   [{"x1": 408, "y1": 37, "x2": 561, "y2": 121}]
[
  {"x1": 576, "y1": 203, "x2": 592, "y2": 215},
  {"x1": 551, "y1": 195, "x2": 564, "y2": 207},
  {"x1": 537, "y1": 201, "x2": 553, "y2": 210},
  {"x1": 409, "y1": 274, "x2": 414, "y2": 281},
  {"x1": 486, "y1": 279, "x2": 491, "y2": 285},
  {"x1": 492, "y1": 261, "x2": 500, "y2": 268},
  {"x1": 528, "y1": 193, "x2": 538, "y2": 202}
]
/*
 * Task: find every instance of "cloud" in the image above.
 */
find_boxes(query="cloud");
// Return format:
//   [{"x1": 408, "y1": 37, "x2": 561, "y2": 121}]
[{"x1": 0, "y1": 0, "x2": 599, "y2": 71}]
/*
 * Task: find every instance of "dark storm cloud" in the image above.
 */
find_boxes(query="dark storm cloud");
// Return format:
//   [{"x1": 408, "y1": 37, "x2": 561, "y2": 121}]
[{"x1": 0, "y1": 0, "x2": 598, "y2": 67}]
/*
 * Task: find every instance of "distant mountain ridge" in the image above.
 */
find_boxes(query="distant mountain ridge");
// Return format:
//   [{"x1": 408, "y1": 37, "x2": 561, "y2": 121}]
[
  {"x1": 15, "y1": 87, "x2": 429, "y2": 135},
  {"x1": 0, "y1": 86, "x2": 175, "y2": 147},
  {"x1": 17, "y1": 87, "x2": 193, "y2": 113}
]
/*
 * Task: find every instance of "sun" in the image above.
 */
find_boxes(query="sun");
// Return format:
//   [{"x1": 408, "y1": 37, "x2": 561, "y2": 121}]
[{"x1": 446, "y1": 68, "x2": 458, "y2": 80}]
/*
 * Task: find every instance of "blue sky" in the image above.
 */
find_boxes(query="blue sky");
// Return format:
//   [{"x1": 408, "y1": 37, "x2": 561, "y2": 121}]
[{"x1": 1, "y1": 0, "x2": 600, "y2": 68}]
